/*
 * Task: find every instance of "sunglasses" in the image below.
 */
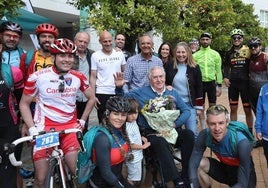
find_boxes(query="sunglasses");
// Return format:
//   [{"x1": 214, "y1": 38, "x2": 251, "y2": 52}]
[
  {"x1": 232, "y1": 36, "x2": 242, "y2": 40},
  {"x1": 58, "y1": 75, "x2": 65, "y2": 93},
  {"x1": 206, "y1": 104, "x2": 228, "y2": 115},
  {"x1": 249, "y1": 44, "x2": 259, "y2": 49}
]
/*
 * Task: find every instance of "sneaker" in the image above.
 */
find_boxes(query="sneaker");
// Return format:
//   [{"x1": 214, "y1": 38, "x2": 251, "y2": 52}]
[{"x1": 253, "y1": 140, "x2": 263, "y2": 148}]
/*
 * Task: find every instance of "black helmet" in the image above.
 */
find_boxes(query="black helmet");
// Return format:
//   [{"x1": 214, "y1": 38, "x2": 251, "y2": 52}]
[
  {"x1": 106, "y1": 96, "x2": 130, "y2": 113},
  {"x1": 248, "y1": 37, "x2": 261, "y2": 46},
  {"x1": 0, "y1": 21, "x2": 23, "y2": 35}
]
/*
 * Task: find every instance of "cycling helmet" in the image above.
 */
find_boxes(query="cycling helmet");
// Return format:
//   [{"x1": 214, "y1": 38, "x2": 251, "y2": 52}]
[
  {"x1": 0, "y1": 21, "x2": 23, "y2": 35},
  {"x1": 106, "y1": 96, "x2": 130, "y2": 113},
  {"x1": 35, "y1": 23, "x2": 59, "y2": 37},
  {"x1": 230, "y1": 29, "x2": 244, "y2": 37},
  {"x1": 50, "y1": 38, "x2": 77, "y2": 54},
  {"x1": 189, "y1": 38, "x2": 199, "y2": 45},
  {"x1": 248, "y1": 37, "x2": 261, "y2": 46}
]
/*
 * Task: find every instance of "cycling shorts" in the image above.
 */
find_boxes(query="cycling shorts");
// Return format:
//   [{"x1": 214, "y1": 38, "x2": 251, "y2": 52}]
[
  {"x1": 202, "y1": 81, "x2": 216, "y2": 104},
  {"x1": 207, "y1": 157, "x2": 256, "y2": 187},
  {"x1": 228, "y1": 80, "x2": 250, "y2": 105},
  {"x1": 33, "y1": 125, "x2": 80, "y2": 161}
]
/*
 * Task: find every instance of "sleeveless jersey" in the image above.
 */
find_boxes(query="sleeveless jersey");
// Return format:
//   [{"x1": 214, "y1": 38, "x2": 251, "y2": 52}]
[{"x1": 23, "y1": 66, "x2": 90, "y2": 131}]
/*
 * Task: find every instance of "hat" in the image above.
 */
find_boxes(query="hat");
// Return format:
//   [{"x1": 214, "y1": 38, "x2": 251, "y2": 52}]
[{"x1": 200, "y1": 32, "x2": 212, "y2": 39}]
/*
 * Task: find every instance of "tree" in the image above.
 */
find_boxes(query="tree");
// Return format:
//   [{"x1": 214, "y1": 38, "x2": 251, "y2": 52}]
[
  {"x1": 68, "y1": 0, "x2": 187, "y2": 53},
  {"x1": 176, "y1": 0, "x2": 268, "y2": 52},
  {"x1": 68, "y1": 0, "x2": 268, "y2": 53},
  {"x1": 0, "y1": 0, "x2": 25, "y2": 18}
]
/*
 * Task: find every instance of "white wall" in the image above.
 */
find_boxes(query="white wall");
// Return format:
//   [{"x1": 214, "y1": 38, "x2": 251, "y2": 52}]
[{"x1": 242, "y1": 0, "x2": 268, "y2": 18}]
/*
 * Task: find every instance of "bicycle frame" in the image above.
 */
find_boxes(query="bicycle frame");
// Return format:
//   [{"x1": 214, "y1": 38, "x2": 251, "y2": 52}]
[{"x1": 6, "y1": 128, "x2": 85, "y2": 188}]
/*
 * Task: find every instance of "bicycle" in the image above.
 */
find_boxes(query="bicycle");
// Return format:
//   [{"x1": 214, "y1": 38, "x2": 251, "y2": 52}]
[{"x1": 5, "y1": 128, "x2": 85, "y2": 188}]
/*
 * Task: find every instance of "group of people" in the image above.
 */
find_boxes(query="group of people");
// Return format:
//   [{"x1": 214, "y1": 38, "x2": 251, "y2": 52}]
[{"x1": 0, "y1": 18, "x2": 267, "y2": 188}]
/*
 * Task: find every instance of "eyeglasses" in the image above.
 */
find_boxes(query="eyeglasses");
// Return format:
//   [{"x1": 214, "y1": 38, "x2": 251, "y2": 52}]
[
  {"x1": 249, "y1": 44, "x2": 259, "y2": 49},
  {"x1": 206, "y1": 104, "x2": 228, "y2": 115},
  {"x1": 58, "y1": 75, "x2": 65, "y2": 93},
  {"x1": 3, "y1": 33, "x2": 20, "y2": 40},
  {"x1": 232, "y1": 36, "x2": 242, "y2": 40}
]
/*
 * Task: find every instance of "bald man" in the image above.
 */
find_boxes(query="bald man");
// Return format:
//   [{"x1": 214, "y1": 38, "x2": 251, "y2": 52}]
[{"x1": 90, "y1": 30, "x2": 126, "y2": 123}]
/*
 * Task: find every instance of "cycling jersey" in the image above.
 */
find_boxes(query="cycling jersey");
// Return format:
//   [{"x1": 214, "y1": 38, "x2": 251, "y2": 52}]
[
  {"x1": 21, "y1": 50, "x2": 53, "y2": 82},
  {"x1": 189, "y1": 128, "x2": 255, "y2": 187},
  {"x1": 193, "y1": 46, "x2": 222, "y2": 85},
  {"x1": 2, "y1": 46, "x2": 24, "y2": 67},
  {"x1": 23, "y1": 66, "x2": 90, "y2": 131},
  {"x1": 223, "y1": 45, "x2": 250, "y2": 81},
  {"x1": 0, "y1": 65, "x2": 24, "y2": 127}
]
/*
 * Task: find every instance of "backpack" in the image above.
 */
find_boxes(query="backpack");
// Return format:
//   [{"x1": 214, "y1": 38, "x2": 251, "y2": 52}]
[
  {"x1": 76, "y1": 125, "x2": 113, "y2": 184},
  {"x1": 206, "y1": 121, "x2": 254, "y2": 155},
  {"x1": 2, "y1": 48, "x2": 34, "y2": 89}
]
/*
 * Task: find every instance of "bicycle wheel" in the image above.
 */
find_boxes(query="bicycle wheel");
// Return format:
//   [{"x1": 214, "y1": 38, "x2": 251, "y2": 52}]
[{"x1": 45, "y1": 158, "x2": 61, "y2": 188}]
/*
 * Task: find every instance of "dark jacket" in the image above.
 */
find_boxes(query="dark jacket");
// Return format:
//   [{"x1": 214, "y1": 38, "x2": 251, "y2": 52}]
[
  {"x1": 73, "y1": 48, "x2": 94, "y2": 77},
  {"x1": 165, "y1": 62, "x2": 203, "y2": 109}
]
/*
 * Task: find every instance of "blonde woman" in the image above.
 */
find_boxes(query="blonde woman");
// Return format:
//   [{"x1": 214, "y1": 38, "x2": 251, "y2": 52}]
[{"x1": 165, "y1": 42, "x2": 203, "y2": 138}]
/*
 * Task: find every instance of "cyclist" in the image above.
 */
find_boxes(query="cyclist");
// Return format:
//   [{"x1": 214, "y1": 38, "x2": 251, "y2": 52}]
[
  {"x1": 189, "y1": 104, "x2": 256, "y2": 188},
  {"x1": 248, "y1": 37, "x2": 268, "y2": 114},
  {"x1": 87, "y1": 96, "x2": 134, "y2": 188},
  {"x1": 0, "y1": 37, "x2": 24, "y2": 188},
  {"x1": 19, "y1": 38, "x2": 95, "y2": 187},
  {"x1": 0, "y1": 21, "x2": 24, "y2": 67},
  {"x1": 189, "y1": 38, "x2": 199, "y2": 54},
  {"x1": 193, "y1": 32, "x2": 223, "y2": 129},
  {"x1": 20, "y1": 23, "x2": 59, "y2": 82},
  {"x1": 223, "y1": 29, "x2": 254, "y2": 133}
]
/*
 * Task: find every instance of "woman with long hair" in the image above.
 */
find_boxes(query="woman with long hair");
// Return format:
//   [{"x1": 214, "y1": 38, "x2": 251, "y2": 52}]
[
  {"x1": 88, "y1": 96, "x2": 134, "y2": 188},
  {"x1": 165, "y1": 42, "x2": 203, "y2": 138}
]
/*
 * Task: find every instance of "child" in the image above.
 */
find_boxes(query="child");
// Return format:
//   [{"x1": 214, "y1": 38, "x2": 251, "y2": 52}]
[
  {"x1": 125, "y1": 98, "x2": 151, "y2": 185},
  {"x1": 255, "y1": 83, "x2": 268, "y2": 167}
]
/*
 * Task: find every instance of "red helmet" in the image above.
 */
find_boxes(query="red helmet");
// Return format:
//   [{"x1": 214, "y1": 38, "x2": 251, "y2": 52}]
[
  {"x1": 50, "y1": 38, "x2": 77, "y2": 54},
  {"x1": 35, "y1": 23, "x2": 59, "y2": 37}
]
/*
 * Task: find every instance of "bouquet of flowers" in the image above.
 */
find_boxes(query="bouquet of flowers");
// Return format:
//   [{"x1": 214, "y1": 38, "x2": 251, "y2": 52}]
[{"x1": 141, "y1": 96, "x2": 180, "y2": 144}]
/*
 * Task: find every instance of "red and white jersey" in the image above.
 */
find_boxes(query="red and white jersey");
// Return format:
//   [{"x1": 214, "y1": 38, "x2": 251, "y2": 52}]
[{"x1": 23, "y1": 66, "x2": 90, "y2": 131}]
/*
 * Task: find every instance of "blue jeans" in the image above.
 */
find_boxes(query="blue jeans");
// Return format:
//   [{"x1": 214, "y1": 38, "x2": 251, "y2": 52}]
[{"x1": 184, "y1": 103, "x2": 198, "y2": 138}]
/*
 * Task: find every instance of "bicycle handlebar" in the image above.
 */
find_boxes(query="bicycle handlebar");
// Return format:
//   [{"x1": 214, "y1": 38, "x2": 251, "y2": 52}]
[{"x1": 7, "y1": 128, "x2": 84, "y2": 166}]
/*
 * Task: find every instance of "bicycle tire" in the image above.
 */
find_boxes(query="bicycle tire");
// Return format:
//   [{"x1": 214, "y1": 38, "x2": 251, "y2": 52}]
[{"x1": 45, "y1": 158, "x2": 60, "y2": 188}]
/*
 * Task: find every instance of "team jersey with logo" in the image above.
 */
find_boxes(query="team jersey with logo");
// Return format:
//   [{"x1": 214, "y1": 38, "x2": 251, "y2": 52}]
[{"x1": 23, "y1": 66, "x2": 90, "y2": 131}]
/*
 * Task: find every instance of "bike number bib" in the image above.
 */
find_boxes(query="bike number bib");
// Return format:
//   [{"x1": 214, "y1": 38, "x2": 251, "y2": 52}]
[{"x1": 35, "y1": 132, "x2": 60, "y2": 150}]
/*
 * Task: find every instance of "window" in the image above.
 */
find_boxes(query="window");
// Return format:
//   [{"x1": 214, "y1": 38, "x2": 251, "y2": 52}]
[{"x1": 260, "y1": 10, "x2": 268, "y2": 28}]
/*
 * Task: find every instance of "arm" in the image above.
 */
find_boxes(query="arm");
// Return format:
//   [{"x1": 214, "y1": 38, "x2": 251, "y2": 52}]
[
  {"x1": 94, "y1": 133, "x2": 124, "y2": 188},
  {"x1": 173, "y1": 91, "x2": 190, "y2": 127},
  {"x1": 255, "y1": 87, "x2": 264, "y2": 140},
  {"x1": 80, "y1": 87, "x2": 95, "y2": 122},
  {"x1": 232, "y1": 139, "x2": 253, "y2": 188},
  {"x1": 189, "y1": 129, "x2": 208, "y2": 187},
  {"x1": 90, "y1": 70, "x2": 97, "y2": 95},
  {"x1": 216, "y1": 53, "x2": 223, "y2": 85},
  {"x1": 194, "y1": 65, "x2": 203, "y2": 110},
  {"x1": 19, "y1": 93, "x2": 35, "y2": 129}
]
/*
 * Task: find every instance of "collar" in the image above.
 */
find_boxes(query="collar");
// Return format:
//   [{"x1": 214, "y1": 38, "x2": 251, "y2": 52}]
[{"x1": 151, "y1": 86, "x2": 166, "y2": 96}]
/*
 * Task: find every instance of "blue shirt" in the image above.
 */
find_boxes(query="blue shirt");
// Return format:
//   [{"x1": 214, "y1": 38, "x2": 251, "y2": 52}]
[{"x1": 124, "y1": 53, "x2": 163, "y2": 91}]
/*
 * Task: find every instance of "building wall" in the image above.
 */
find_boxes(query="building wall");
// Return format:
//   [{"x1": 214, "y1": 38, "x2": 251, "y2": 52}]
[{"x1": 242, "y1": 0, "x2": 267, "y2": 16}]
